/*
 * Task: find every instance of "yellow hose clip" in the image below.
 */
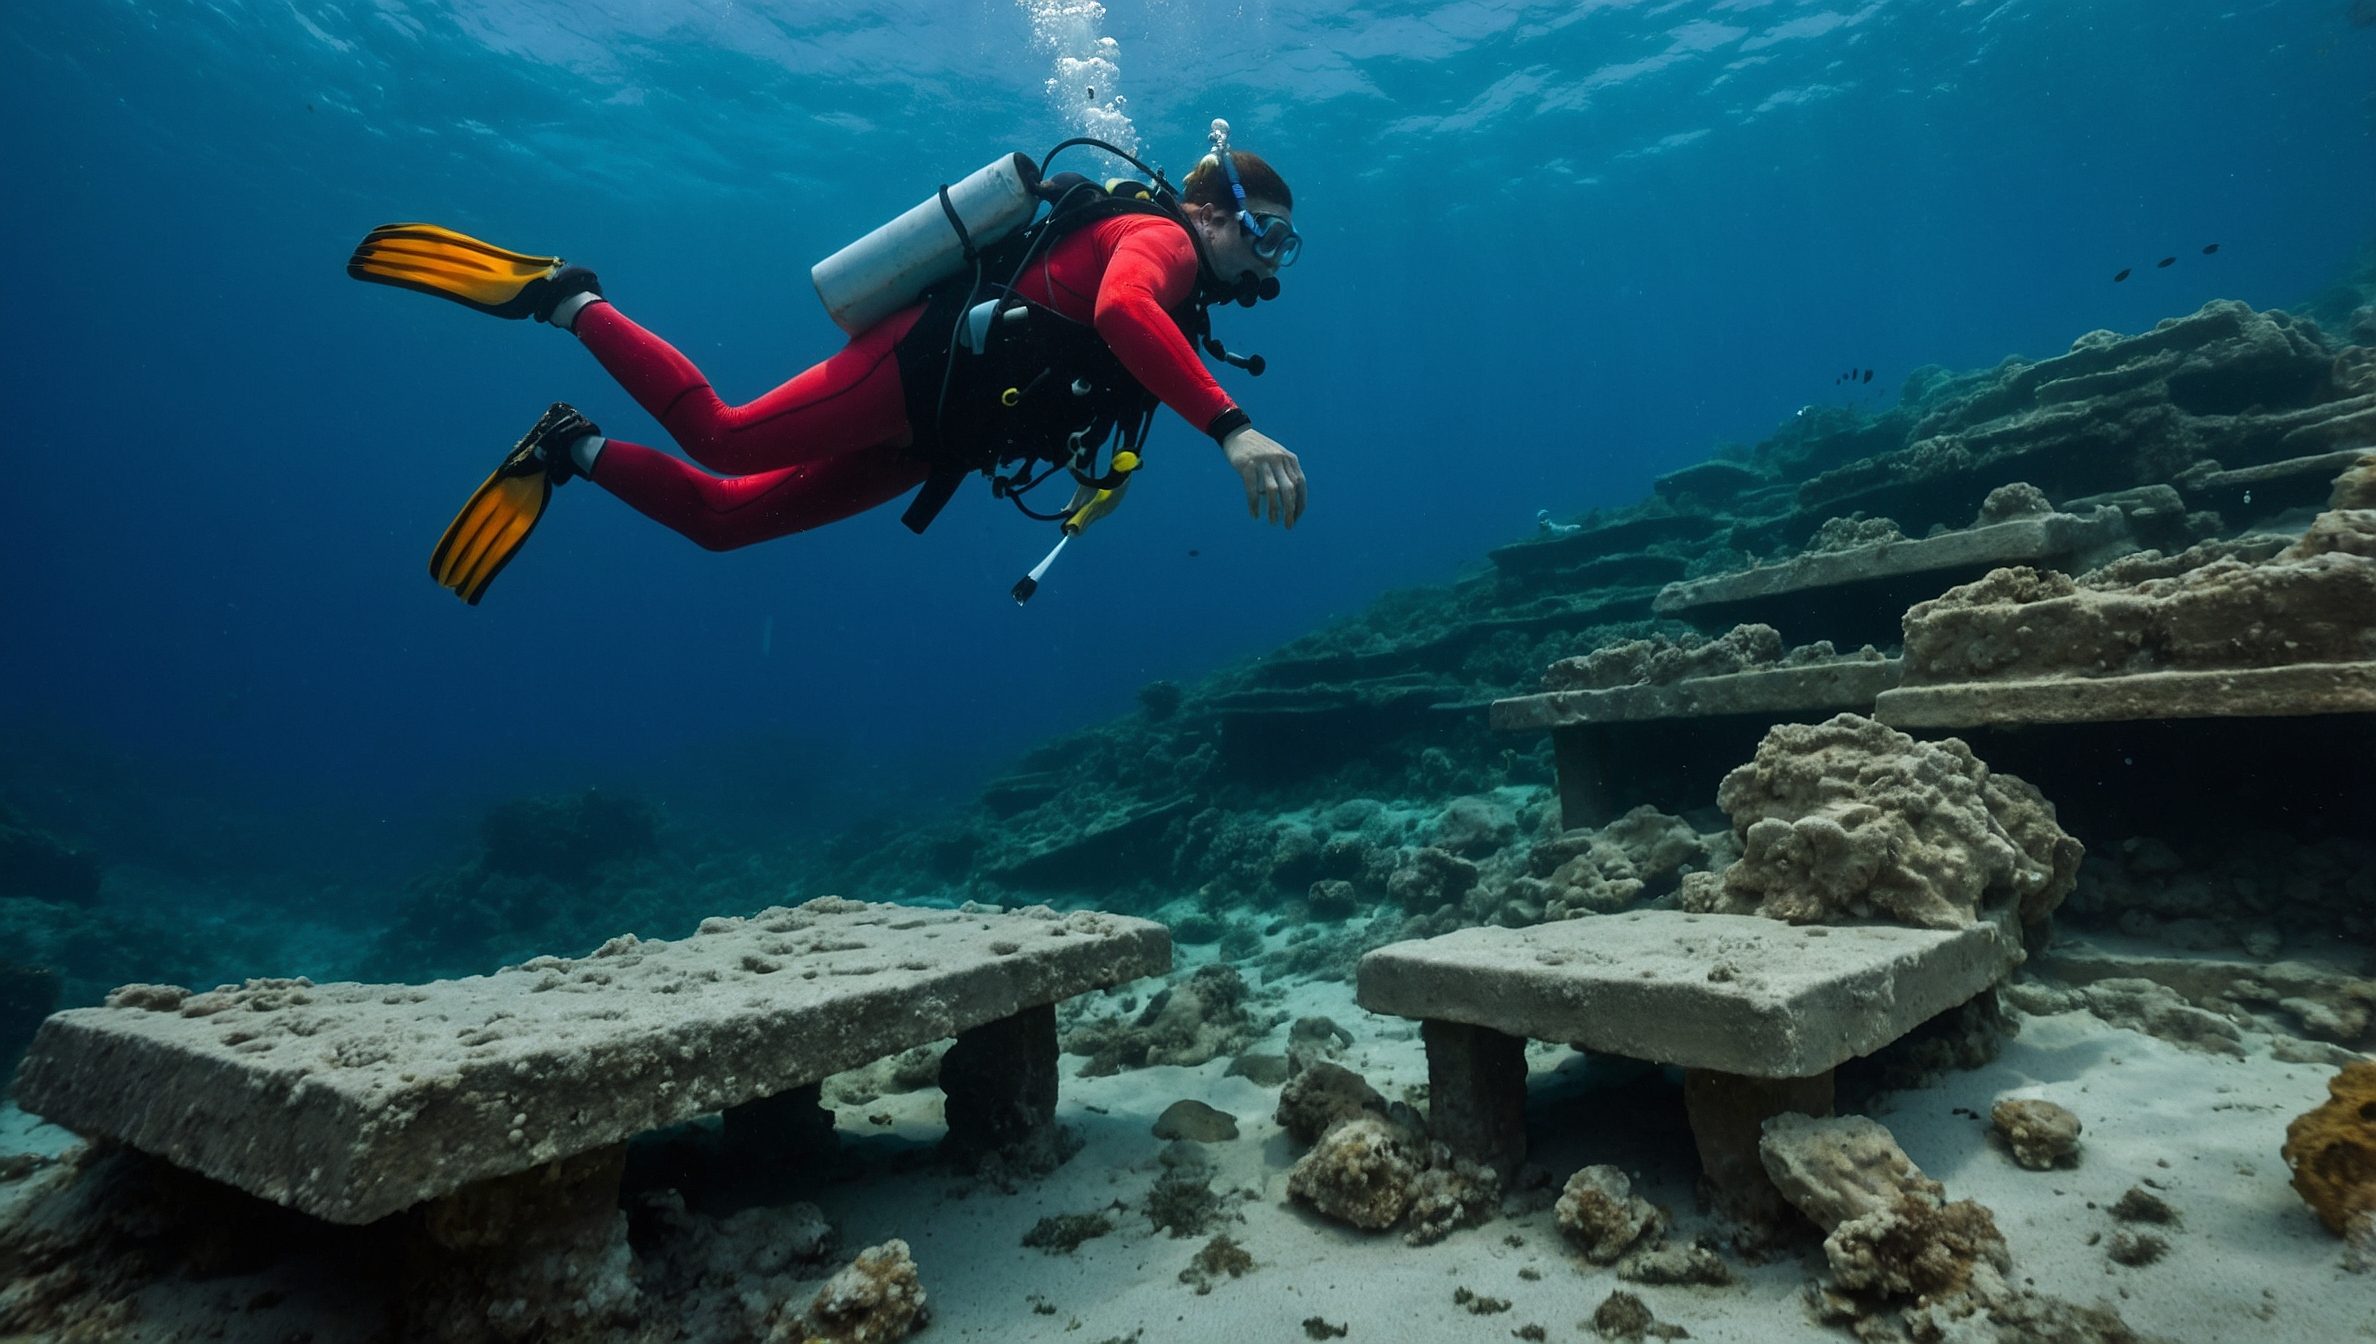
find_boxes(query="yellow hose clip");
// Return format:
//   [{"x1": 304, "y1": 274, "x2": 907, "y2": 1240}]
[
  {"x1": 1061, "y1": 452, "x2": 1141, "y2": 537},
  {"x1": 1000, "y1": 387, "x2": 1021, "y2": 407}
]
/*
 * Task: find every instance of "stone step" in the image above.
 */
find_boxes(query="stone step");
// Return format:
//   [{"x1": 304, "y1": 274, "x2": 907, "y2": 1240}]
[
  {"x1": 1652, "y1": 510, "x2": 2127, "y2": 644},
  {"x1": 13, "y1": 898, "x2": 1169, "y2": 1224},
  {"x1": 1873, "y1": 661, "x2": 2376, "y2": 729},
  {"x1": 1489, "y1": 658, "x2": 1902, "y2": 733}
]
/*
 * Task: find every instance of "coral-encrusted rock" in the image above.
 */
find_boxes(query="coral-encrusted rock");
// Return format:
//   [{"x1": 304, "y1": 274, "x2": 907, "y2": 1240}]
[
  {"x1": 1902, "y1": 541, "x2": 2376, "y2": 683},
  {"x1": 1760, "y1": 1112, "x2": 2011, "y2": 1309},
  {"x1": 2333, "y1": 454, "x2": 2376, "y2": 510},
  {"x1": 1275, "y1": 1061, "x2": 1387, "y2": 1144},
  {"x1": 1286, "y1": 1115, "x2": 1423, "y2": 1231},
  {"x1": 1823, "y1": 1194, "x2": 2010, "y2": 1298},
  {"x1": 2281, "y1": 1060, "x2": 2376, "y2": 1239},
  {"x1": 1688, "y1": 714, "x2": 2080, "y2": 929},
  {"x1": 1387, "y1": 847, "x2": 1481, "y2": 911},
  {"x1": 1991, "y1": 1098, "x2": 2083, "y2": 1170},
  {"x1": 1553, "y1": 1165, "x2": 1664, "y2": 1264},
  {"x1": 1403, "y1": 1154, "x2": 1501, "y2": 1246},
  {"x1": 1062, "y1": 963, "x2": 1260, "y2": 1076},
  {"x1": 1542, "y1": 623, "x2": 1785, "y2": 691},
  {"x1": 799, "y1": 1239, "x2": 929, "y2": 1344}
]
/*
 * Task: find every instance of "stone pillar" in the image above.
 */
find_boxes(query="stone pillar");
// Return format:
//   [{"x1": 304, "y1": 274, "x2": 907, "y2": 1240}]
[
  {"x1": 722, "y1": 1081, "x2": 838, "y2": 1168},
  {"x1": 1681, "y1": 1067, "x2": 1833, "y2": 1235},
  {"x1": 1553, "y1": 724, "x2": 1617, "y2": 830},
  {"x1": 939, "y1": 1002, "x2": 1059, "y2": 1165},
  {"x1": 407, "y1": 1143, "x2": 637, "y2": 1342},
  {"x1": 1422, "y1": 1018, "x2": 1529, "y2": 1176}
]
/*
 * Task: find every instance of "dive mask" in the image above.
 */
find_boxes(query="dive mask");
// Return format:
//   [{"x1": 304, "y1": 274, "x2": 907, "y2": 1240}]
[{"x1": 1214, "y1": 140, "x2": 1301, "y2": 266}]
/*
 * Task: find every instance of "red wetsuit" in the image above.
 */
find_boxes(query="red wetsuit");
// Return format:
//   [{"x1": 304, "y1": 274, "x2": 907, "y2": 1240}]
[{"x1": 575, "y1": 215, "x2": 1238, "y2": 551}]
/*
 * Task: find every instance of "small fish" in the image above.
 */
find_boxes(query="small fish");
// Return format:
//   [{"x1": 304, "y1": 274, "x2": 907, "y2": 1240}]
[
  {"x1": 2202, "y1": 243, "x2": 2220, "y2": 254},
  {"x1": 1086, "y1": 87, "x2": 1095, "y2": 101},
  {"x1": 2156, "y1": 256, "x2": 2176, "y2": 268},
  {"x1": 1188, "y1": 549, "x2": 1200, "y2": 557},
  {"x1": 2113, "y1": 268, "x2": 2131, "y2": 282},
  {"x1": 1863, "y1": 369, "x2": 1874, "y2": 383}
]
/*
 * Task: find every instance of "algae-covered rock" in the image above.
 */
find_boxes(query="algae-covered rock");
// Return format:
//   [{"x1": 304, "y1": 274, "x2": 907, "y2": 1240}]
[
  {"x1": 1990, "y1": 1098, "x2": 2083, "y2": 1170},
  {"x1": 1553, "y1": 1165, "x2": 1664, "y2": 1264},
  {"x1": 1690, "y1": 714, "x2": 2080, "y2": 929},
  {"x1": 1286, "y1": 1115, "x2": 1422, "y2": 1231},
  {"x1": 1275, "y1": 1061, "x2": 1387, "y2": 1144},
  {"x1": 800, "y1": 1239, "x2": 929, "y2": 1344}
]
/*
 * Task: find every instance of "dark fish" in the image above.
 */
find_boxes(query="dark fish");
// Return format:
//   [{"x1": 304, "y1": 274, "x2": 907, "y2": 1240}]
[
  {"x1": 2114, "y1": 268, "x2": 2131, "y2": 282},
  {"x1": 2157, "y1": 256, "x2": 2176, "y2": 268},
  {"x1": 2202, "y1": 243, "x2": 2220, "y2": 254},
  {"x1": 1188, "y1": 549, "x2": 1200, "y2": 557},
  {"x1": 1086, "y1": 87, "x2": 1095, "y2": 100},
  {"x1": 1863, "y1": 369, "x2": 1874, "y2": 383}
]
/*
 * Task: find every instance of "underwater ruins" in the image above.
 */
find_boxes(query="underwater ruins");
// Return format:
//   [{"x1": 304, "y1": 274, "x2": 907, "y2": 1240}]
[{"x1": 2, "y1": 291, "x2": 2373, "y2": 1340}]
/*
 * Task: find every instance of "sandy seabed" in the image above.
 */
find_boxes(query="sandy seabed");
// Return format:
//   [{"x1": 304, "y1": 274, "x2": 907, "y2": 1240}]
[{"x1": 0, "y1": 960, "x2": 2368, "y2": 1344}]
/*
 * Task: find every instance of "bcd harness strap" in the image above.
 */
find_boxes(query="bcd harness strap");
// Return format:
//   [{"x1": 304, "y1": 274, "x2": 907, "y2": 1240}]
[{"x1": 894, "y1": 141, "x2": 1271, "y2": 536}]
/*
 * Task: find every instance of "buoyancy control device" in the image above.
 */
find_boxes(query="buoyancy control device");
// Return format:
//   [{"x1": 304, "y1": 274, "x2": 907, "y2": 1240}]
[{"x1": 809, "y1": 136, "x2": 1276, "y2": 601}]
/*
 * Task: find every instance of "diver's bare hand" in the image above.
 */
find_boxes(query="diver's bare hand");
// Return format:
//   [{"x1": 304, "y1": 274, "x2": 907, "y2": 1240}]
[{"x1": 1222, "y1": 427, "x2": 1306, "y2": 529}]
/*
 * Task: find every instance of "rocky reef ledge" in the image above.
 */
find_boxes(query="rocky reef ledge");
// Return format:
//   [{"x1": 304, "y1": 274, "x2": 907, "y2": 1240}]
[{"x1": 822, "y1": 293, "x2": 2376, "y2": 974}]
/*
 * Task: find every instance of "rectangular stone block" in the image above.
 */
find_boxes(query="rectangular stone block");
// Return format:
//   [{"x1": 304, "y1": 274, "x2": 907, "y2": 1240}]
[
  {"x1": 1653, "y1": 510, "x2": 2123, "y2": 620},
  {"x1": 1489, "y1": 659, "x2": 1903, "y2": 733},
  {"x1": 12, "y1": 898, "x2": 1169, "y2": 1224},
  {"x1": 1874, "y1": 661, "x2": 2376, "y2": 728},
  {"x1": 1355, "y1": 910, "x2": 2021, "y2": 1078}
]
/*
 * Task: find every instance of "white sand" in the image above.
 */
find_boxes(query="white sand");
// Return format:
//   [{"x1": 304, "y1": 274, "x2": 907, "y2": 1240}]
[{"x1": 1, "y1": 959, "x2": 2368, "y2": 1342}]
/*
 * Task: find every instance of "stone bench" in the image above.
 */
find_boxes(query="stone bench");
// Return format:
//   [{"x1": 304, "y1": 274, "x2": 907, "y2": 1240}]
[
  {"x1": 13, "y1": 897, "x2": 1170, "y2": 1227},
  {"x1": 1355, "y1": 910, "x2": 2021, "y2": 1219},
  {"x1": 1488, "y1": 660, "x2": 1902, "y2": 828}
]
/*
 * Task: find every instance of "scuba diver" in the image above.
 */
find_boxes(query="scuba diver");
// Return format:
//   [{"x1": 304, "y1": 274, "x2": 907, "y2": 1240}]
[{"x1": 347, "y1": 125, "x2": 1302, "y2": 604}]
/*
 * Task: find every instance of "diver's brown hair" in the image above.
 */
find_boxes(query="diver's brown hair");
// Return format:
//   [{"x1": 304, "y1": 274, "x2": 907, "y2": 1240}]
[{"x1": 1182, "y1": 150, "x2": 1292, "y2": 211}]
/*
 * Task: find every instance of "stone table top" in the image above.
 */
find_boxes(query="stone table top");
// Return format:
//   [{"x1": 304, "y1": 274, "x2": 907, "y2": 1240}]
[
  {"x1": 1489, "y1": 659, "x2": 1903, "y2": 732},
  {"x1": 1355, "y1": 910, "x2": 2021, "y2": 1078},
  {"x1": 1874, "y1": 661, "x2": 2376, "y2": 728},
  {"x1": 12, "y1": 898, "x2": 1169, "y2": 1224}
]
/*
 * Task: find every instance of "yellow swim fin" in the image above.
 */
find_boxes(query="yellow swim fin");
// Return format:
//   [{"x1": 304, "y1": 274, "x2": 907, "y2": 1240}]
[
  {"x1": 348, "y1": 223, "x2": 584, "y2": 320},
  {"x1": 430, "y1": 403, "x2": 599, "y2": 605}
]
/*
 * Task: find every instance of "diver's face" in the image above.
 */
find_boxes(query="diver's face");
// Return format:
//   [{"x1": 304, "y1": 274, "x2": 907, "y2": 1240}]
[{"x1": 1197, "y1": 199, "x2": 1291, "y2": 282}]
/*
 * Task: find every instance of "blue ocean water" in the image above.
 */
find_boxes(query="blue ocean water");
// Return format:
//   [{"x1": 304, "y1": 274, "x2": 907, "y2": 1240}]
[{"x1": 1, "y1": 0, "x2": 2371, "y2": 876}]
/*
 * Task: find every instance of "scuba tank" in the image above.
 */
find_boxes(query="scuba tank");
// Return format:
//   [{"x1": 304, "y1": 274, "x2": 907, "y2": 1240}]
[{"x1": 811, "y1": 153, "x2": 1043, "y2": 336}]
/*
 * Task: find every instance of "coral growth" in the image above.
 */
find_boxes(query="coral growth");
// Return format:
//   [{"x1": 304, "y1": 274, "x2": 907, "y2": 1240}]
[
  {"x1": 2282, "y1": 1060, "x2": 2376, "y2": 1239},
  {"x1": 1061, "y1": 964, "x2": 1268, "y2": 1076},
  {"x1": 1902, "y1": 523, "x2": 2376, "y2": 681},
  {"x1": 1686, "y1": 714, "x2": 2081, "y2": 929},
  {"x1": 797, "y1": 1239, "x2": 929, "y2": 1344}
]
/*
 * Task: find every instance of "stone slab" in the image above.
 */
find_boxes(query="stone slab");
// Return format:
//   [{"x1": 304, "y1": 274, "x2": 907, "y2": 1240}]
[
  {"x1": 1873, "y1": 661, "x2": 2376, "y2": 728},
  {"x1": 1489, "y1": 659, "x2": 1903, "y2": 733},
  {"x1": 1652, "y1": 510, "x2": 2122, "y2": 617},
  {"x1": 2179, "y1": 447, "x2": 2373, "y2": 494},
  {"x1": 1355, "y1": 910, "x2": 2021, "y2": 1079},
  {"x1": 11, "y1": 898, "x2": 1169, "y2": 1224}
]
